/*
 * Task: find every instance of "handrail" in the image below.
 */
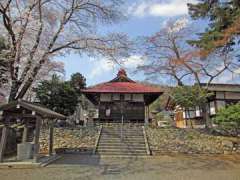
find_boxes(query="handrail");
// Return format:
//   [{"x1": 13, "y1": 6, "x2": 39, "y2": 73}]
[
  {"x1": 92, "y1": 125, "x2": 103, "y2": 155},
  {"x1": 142, "y1": 126, "x2": 151, "y2": 155},
  {"x1": 121, "y1": 115, "x2": 123, "y2": 140}
]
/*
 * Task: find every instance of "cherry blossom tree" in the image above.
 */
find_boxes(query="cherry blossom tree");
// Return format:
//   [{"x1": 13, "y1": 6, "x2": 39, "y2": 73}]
[
  {"x1": 0, "y1": 0, "x2": 130, "y2": 102},
  {"x1": 137, "y1": 18, "x2": 239, "y2": 87},
  {"x1": 137, "y1": 17, "x2": 240, "y2": 128}
]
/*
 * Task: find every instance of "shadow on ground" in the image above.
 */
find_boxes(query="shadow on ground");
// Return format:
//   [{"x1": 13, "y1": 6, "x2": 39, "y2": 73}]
[{"x1": 1, "y1": 154, "x2": 240, "y2": 180}]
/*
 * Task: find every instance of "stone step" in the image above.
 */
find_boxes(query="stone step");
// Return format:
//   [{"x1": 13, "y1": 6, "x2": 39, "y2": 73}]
[
  {"x1": 103, "y1": 128, "x2": 142, "y2": 129},
  {"x1": 103, "y1": 128, "x2": 142, "y2": 132},
  {"x1": 99, "y1": 142, "x2": 146, "y2": 146},
  {"x1": 97, "y1": 149, "x2": 146, "y2": 153},
  {"x1": 102, "y1": 130, "x2": 143, "y2": 132},
  {"x1": 101, "y1": 135, "x2": 143, "y2": 138},
  {"x1": 99, "y1": 140, "x2": 145, "y2": 144},
  {"x1": 102, "y1": 131, "x2": 143, "y2": 135},
  {"x1": 99, "y1": 138, "x2": 145, "y2": 143},
  {"x1": 102, "y1": 131, "x2": 143, "y2": 134},
  {"x1": 102, "y1": 128, "x2": 142, "y2": 130},
  {"x1": 101, "y1": 135, "x2": 144, "y2": 138},
  {"x1": 101, "y1": 135, "x2": 144, "y2": 139},
  {"x1": 96, "y1": 126, "x2": 147, "y2": 156},
  {"x1": 96, "y1": 151, "x2": 147, "y2": 156},
  {"x1": 99, "y1": 136, "x2": 145, "y2": 140},
  {"x1": 98, "y1": 146, "x2": 146, "y2": 150}
]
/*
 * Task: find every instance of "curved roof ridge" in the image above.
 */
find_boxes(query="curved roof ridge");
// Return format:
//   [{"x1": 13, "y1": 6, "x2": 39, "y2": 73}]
[
  {"x1": 109, "y1": 69, "x2": 135, "y2": 83},
  {"x1": 81, "y1": 69, "x2": 162, "y2": 94}
]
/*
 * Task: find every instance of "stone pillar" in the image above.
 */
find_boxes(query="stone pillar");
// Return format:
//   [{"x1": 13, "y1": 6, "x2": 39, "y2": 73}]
[
  {"x1": 48, "y1": 121, "x2": 54, "y2": 156},
  {"x1": 0, "y1": 126, "x2": 8, "y2": 163},
  {"x1": 22, "y1": 124, "x2": 28, "y2": 143},
  {"x1": 33, "y1": 116, "x2": 42, "y2": 162}
]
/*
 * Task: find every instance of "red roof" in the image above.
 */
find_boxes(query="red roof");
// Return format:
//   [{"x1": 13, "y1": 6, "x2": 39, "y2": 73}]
[
  {"x1": 82, "y1": 69, "x2": 162, "y2": 94},
  {"x1": 82, "y1": 82, "x2": 162, "y2": 93}
]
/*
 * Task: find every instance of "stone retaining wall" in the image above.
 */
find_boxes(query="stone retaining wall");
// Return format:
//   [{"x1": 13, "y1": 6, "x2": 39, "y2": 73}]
[
  {"x1": 39, "y1": 127, "x2": 99, "y2": 154},
  {"x1": 146, "y1": 127, "x2": 240, "y2": 155}
]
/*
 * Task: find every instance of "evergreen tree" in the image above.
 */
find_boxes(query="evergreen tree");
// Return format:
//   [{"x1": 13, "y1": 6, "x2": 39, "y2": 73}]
[
  {"x1": 70, "y1": 73, "x2": 86, "y2": 94},
  {"x1": 35, "y1": 74, "x2": 79, "y2": 116},
  {"x1": 188, "y1": 0, "x2": 240, "y2": 51}
]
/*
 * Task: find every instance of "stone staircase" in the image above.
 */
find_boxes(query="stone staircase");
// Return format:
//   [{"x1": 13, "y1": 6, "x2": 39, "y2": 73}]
[{"x1": 96, "y1": 124, "x2": 148, "y2": 156}]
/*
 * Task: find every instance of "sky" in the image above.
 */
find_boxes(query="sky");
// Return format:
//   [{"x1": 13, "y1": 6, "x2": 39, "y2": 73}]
[{"x1": 58, "y1": 0, "x2": 239, "y2": 86}]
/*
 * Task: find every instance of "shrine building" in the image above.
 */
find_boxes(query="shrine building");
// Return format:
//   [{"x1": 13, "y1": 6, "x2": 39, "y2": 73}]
[{"x1": 82, "y1": 69, "x2": 163, "y2": 124}]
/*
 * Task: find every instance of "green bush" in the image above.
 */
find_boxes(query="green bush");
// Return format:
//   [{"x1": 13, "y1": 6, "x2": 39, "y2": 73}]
[
  {"x1": 214, "y1": 103, "x2": 240, "y2": 136},
  {"x1": 155, "y1": 112, "x2": 165, "y2": 122}
]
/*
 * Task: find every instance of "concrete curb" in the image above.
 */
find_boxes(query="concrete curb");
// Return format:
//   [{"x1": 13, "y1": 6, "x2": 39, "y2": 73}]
[
  {"x1": 93, "y1": 125, "x2": 103, "y2": 154},
  {"x1": 0, "y1": 162, "x2": 41, "y2": 169},
  {"x1": 142, "y1": 126, "x2": 151, "y2": 155},
  {"x1": 0, "y1": 155, "x2": 62, "y2": 169},
  {"x1": 40, "y1": 154, "x2": 62, "y2": 167}
]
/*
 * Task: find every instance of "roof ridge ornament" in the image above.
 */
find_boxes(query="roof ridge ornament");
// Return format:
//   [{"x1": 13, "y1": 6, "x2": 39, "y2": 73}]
[{"x1": 117, "y1": 68, "x2": 127, "y2": 77}]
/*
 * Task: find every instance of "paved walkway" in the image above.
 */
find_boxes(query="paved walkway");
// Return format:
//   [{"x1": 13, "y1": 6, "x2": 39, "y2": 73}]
[{"x1": 1, "y1": 154, "x2": 240, "y2": 180}]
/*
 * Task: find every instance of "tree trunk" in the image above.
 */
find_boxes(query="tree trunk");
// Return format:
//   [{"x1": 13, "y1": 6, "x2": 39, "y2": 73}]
[
  {"x1": 187, "y1": 109, "x2": 193, "y2": 129},
  {"x1": 202, "y1": 104, "x2": 212, "y2": 129},
  {"x1": 8, "y1": 80, "x2": 20, "y2": 102},
  {"x1": 16, "y1": 80, "x2": 33, "y2": 100}
]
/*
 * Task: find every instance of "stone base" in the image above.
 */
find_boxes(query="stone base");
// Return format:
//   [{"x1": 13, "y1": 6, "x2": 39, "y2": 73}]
[{"x1": 17, "y1": 143, "x2": 34, "y2": 161}]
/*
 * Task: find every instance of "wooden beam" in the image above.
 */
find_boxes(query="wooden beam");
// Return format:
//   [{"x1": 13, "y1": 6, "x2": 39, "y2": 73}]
[
  {"x1": 1, "y1": 113, "x2": 38, "y2": 118},
  {"x1": 0, "y1": 126, "x2": 8, "y2": 163},
  {"x1": 48, "y1": 121, "x2": 54, "y2": 156},
  {"x1": 33, "y1": 116, "x2": 41, "y2": 162}
]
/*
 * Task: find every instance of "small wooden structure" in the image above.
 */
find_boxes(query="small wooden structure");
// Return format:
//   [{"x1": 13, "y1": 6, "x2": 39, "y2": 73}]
[{"x1": 0, "y1": 99, "x2": 66, "y2": 162}]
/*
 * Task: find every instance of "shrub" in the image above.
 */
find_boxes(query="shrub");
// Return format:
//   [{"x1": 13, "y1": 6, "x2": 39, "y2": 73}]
[
  {"x1": 214, "y1": 103, "x2": 240, "y2": 136},
  {"x1": 152, "y1": 112, "x2": 172, "y2": 128},
  {"x1": 155, "y1": 112, "x2": 165, "y2": 122}
]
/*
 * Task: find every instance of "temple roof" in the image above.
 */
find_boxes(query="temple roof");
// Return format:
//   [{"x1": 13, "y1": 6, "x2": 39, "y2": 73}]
[{"x1": 82, "y1": 69, "x2": 162, "y2": 94}]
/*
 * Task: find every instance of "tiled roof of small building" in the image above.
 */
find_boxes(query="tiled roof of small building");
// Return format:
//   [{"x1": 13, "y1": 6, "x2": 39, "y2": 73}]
[{"x1": 0, "y1": 99, "x2": 66, "y2": 119}]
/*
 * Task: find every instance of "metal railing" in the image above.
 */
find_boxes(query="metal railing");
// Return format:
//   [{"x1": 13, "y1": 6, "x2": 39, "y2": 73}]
[{"x1": 120, "y1": 115, "x2": 123, "y2": 141}]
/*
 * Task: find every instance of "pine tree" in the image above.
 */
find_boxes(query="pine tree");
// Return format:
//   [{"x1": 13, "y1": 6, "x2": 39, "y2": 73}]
[
  {"x1": 35, "y1": 74, "x2": 79, "y2": 116},
  {"x1": 188, "y1": 0, "x2": 240, "y2": 51}
]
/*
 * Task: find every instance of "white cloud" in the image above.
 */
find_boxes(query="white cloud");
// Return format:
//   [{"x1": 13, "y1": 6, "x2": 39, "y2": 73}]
[
  {"x1": 167, "y1": 17, "x2": 189, "y2": 33},
  {"x1": 88, "y1": 58, "x2": 115, "y2": 79},
  {"x1": 88, "y1": 55, "x2": 145, "y2": 79},
  {"x1": 120, "y1": 55, "x2": 145, "y2": 68},
  {"x1": 129, "y1": 0, "x2": 197, "y2": 17},
  {"x1": 212, "y1": 71, "x2": 240, "y2": 84},
  {"x1": 234, "y1": 68, "x2": 240, "y2": 74}
]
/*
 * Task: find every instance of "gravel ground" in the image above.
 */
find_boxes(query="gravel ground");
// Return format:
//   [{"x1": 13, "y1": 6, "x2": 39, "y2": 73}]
[{"x1": 1, "y1": 154, "x2": 240, "y2": 180}]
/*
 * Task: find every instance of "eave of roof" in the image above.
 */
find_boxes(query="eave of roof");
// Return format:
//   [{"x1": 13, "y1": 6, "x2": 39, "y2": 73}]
[
  {"x1": 200, "y1": 83, "x2": 240, "y2": 92},
  {"x1": 0, "y1": 99, "x2": 66, "y2": 119},
  {"x1": 82, "y1": 82, "x2": 163, "y2": 94}
]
